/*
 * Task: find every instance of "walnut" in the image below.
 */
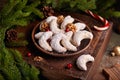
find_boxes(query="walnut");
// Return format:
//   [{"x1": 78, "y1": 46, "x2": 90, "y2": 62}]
[
  {"x1": 40, "y1": 21, "x2": 49, "y2": 31},
  {"x1": 57, "y1": 15, "x2": 64, "y2": 24},
  {"x1": 66, "y1": 23, "x2": 76, "y2": 32},
  {"x1": 34, "y1": 56, "x2": 43, "y2": 62}
]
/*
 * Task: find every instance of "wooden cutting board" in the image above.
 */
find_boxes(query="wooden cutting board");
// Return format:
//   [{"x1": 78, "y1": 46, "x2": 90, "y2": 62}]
[{"x1": 15, "y1": 13, "x2": 113, "y2": 80}]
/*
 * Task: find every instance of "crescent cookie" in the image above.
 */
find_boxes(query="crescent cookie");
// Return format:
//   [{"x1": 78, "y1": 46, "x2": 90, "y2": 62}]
[
  {"x1": 61, "y1": 31, "x2": 77, "y2": 51},
  {"x1": 35, "y1": 32, "x2": 44, "y2": 39},
  {"x1": 61, "y1": 38, "x2": 77, "y2": 51},
  {"x1": 74, "y1": 22, "x2": 86, "y2": 32},
  {"x1": 72, "y1": 30, "x2": 93, "y2": 46},
  {"x1": 38, "y1": 31, "x2": 53, "y2": 51},
  {"x1": 50, "y1": 33, "x2": 67, "y2": 53},
  {"x1": 45, "y1": 16, "x2": 57, "y2": 23},
  {"x1": 76, "y1": 54, "x2": 94, "y2": 71},
  {"x1": 65, "y1": 31, "x2": 73, "y2": 40},
  {"x1": 61, "y1": 15, "x2": 74, "y2": 30},
  {"x1": 50, "y1": 19, "x2": 64, "y2": 34}
]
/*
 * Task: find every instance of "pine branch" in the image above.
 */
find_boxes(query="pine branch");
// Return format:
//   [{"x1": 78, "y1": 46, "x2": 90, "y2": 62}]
[
  {"x1": 15, "y1": 0, "x2": 28, "y2": 10},
  {"x1": 0, "y1": 0, "x2": 43, "y2": 80},
  {"x1": 96, "y1": 0, "x2": 115, "y2": 12},
  {"x1": 10, "y1": 18, "x2": 29, "y2": 26},
  {"x1": 24, "y1": 6, "x2": 44, "y2": 18},
  {"x1": 0, "y1": 0, "x2": 21, "y2": 17},
  {"x1": 29, "y1": 0, "x2": 41, "y2": 8},
  {"x1": 6, "y1": 40, "x2": 28, "y2": 47},
  {"x1": 10, "y1": 49, "x2": 40, "y2": 80},
  {"x1": 0, "y1": 73, "x2": 4, "y2": 80},
  {"x1": 41, "y1": 0, "x2": 96, "y2": 12},
  {"x1": 0, "y1": 48, "x2": 21, "y2": 80}
]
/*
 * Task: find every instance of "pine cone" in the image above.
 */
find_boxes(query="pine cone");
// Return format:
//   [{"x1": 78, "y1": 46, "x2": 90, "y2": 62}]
[
  {"x1": 6, "y1": 29, "x2": 18, "y2": 42},
  {"x1": 42, "y1": 6, "x2": 54, "y2": 17}
]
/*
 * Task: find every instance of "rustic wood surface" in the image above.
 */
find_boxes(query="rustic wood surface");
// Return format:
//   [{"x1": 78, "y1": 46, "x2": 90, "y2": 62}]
[{"x1": 21, "y1": 13, "x2": 113, "y2": 80}]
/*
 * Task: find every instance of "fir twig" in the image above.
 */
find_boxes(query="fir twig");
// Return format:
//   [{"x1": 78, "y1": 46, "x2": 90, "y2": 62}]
[
  {"x1": 10, "y1": 49, "x2": 40, "y2": 80},
  {"x1": 6, "y1": 40, "x2": 28, "y2": 47},
  {"x1": 0, "y1": 0, "x2": 20, "y2": 17}
]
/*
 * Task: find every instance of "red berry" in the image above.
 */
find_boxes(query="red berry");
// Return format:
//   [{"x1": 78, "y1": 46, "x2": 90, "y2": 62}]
[
  {"x1": 27, "y1": 52, "x2": 31, "y2": 57},
  {"x1": 65, "y1": 28, "x2": 69, "y2": 32},
  {"x1": 46, "y1": 28, "x2": 50, "y2": 31},
  {"x1": 67, "y1": 63, "x2": 72, "y2": 69}
]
